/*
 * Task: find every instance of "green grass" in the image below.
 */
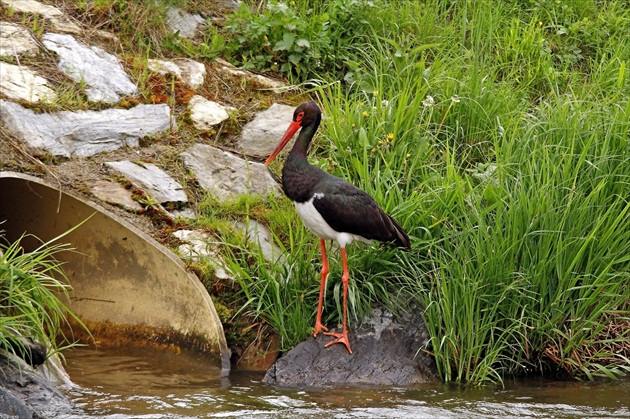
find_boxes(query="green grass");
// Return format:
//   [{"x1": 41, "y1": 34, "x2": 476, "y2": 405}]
[
  {"x1": 0, "y1": 230, "x2": 88, "y2": 362},
  {"x1": 212, "y1": 0, "x2": 630, "y2": 385}
]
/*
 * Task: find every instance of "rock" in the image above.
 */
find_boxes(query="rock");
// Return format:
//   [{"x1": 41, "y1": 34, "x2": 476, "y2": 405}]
[
  {"x1": 42, "y1": 33, "x2": 137, "y2": 103},
  {"x1": 173, "y1": 229, "x2": 231, "y2": 280},
  {"x1": 263, "y1": 307, "x2": 437, "y2": 386},
  {"x1": 0, "y1": 62, "x2": 57, "y2": 103},
  {"x1": 234, "y1": 219, "x2": 285, "y2": 264},
  {"x1": 1, "y1": 0, "x2": 82, "y2": 34},
  {"x1": 188, "y1": 95, "x2": 231, "y2": 129},
  {"x1": 105, "y1": 161, "x2": 187, "y2": 205},
  {"x1": 215, "y1": 58, "x2": 287, "y2": 92},
  {"x1": 166, "y1": 7, "x2": 206, "y2": 38},
  {"x1": 0, "y1": 352, "x2": 75, "y2": 418},
  {"x1": 181, "y1": 143, "x2": 279, "y2": 200},
  {"x1": 0, "y1": 22, "x2": 40, "y2": 57},
  {"x1": 148, "y1": 58, "x2": 206, "y2": 89},
  {"x1": 87, "y1": 180, "x2": 143, "y2": 212},
  {"x1": 0, "y1": 100, "x2": 172, "y2": 157},
  {"x1": 237, "y1": 103, "x2": 296, "y2": 157}
]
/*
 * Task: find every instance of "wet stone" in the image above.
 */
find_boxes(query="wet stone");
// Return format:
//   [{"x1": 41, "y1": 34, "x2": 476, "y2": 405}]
[
  {"x1": 263, "y1": 307, "x2": 437, "y2": 386},
  {"x1": 105, "y1": 161, "x2": 187, "y2": 205}
]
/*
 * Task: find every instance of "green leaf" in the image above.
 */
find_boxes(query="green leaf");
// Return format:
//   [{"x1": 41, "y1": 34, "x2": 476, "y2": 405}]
[{"x1": 273, "y1": 32, "x2": 295, "y2": 51}]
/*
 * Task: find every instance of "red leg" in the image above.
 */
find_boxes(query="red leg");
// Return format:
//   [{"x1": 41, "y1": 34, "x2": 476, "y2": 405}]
[
  {"x1": 324, "y1": 247, "x2": 353, "y2": 354},
  {"x1": 313, "y1": 239, "x2": 329, "y2": 336}
]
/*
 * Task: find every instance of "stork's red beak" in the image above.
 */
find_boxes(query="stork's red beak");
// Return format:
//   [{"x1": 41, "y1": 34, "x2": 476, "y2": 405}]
[{"x1": 264, "y1": 121, "x2": 301, "y2": 166}]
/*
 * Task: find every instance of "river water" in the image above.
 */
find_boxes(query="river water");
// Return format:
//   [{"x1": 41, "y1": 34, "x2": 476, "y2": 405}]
[{"x1": 60, "y1": 346, "x2": 629, "y2": 418}]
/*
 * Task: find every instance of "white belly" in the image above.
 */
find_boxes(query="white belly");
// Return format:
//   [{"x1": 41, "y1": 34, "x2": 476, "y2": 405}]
[{"x1": 294, "y1": 194, "x2": 369, "y2": 248}]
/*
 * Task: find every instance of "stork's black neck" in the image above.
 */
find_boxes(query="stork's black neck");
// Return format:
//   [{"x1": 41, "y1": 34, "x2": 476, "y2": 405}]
[{"x1": 281, "y1": 109, "x2": 325, "y2": 203}]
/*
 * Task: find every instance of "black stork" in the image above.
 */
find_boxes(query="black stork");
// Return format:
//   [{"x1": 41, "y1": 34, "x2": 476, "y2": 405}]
[{"x1": 264, "y1": 101, "x2": 410, "y2": 354}]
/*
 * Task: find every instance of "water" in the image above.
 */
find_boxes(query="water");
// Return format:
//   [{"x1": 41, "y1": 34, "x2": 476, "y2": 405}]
[{"x1": 60, "y1": 346, "x2": 630, "y2": 418}]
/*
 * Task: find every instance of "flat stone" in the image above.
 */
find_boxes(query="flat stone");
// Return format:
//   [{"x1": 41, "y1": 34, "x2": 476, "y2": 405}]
[
  {"x1": 215, "y1": 58, "x2": 287, "y2": 92},
  {"x1": 1, "y1": 0, "x2": 82, "y2": 34},
  {"x1": 0, "y1": 22, "x2": 39, "y2": 57},
  {"x1": 188, "y1": 95, "x2": 230, "y2": 129},
  {"x1": 172, "y1": 229, "x2": 231, "y2": 280},
  {"x1": 42, "y1": 33, "x2": 137, "y2": 103},
  {"x1": 87, "y1": 180, "x2": 143, "y2": 212},
  {"x1": 237, "y1": 103, "x2": 296, "y2": 157},
  {"x1": 0, "y1": 62, "x2": 57, "y2": 103},
  {"x1": 234, "y1": 219, "x2": 284, "y2": 264},
  {"x1": 0, "y1": 100, "x2": 172, "y2": 157},
  {"x1": 148, "y1": 58, "x2": 206, "y2": 89},
  {"x1": 105, "y1": 161, "x2": 187, "y2": 204},
  {"x1": 181, "y1": 143, "x2": 279, "y2": 201},
  {"x1": 166, "y1": 7, "x2": 206, "y2": 38},
  {"x1": 263, "y1": 307, "x2": 437, "y2": 386}
]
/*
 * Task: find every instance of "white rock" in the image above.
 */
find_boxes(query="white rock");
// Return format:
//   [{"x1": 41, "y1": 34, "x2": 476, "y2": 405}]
[
  {"x1": 87, "y1": 180, "x2": 143, "y2": 212},
  {"x1": 181, "y1": 143, "x2": 279, "y2": 201},
  {"x1": 1, "y1": 0, "x2": 82, "y2": 34},
  {"x1": 105, "y1": 161, "x2": 187, "y2": 204},
  {"x1": 0, "y1": 100, "x2": 172, "y2": 157},
  {"x1": 0, "y1": 62, "x2": 56, "y2": 103},
  {"x1": 234, "y1": 219, "x2": 285, "y2": 264},
  {"x1": 166, "y1": 7, "x2": 206, "y2": 38},
  {"x1": 237, "y1": 103, "x2": 296, "y2": 157},
  {"x1": 172, "y1": 229, "x2": 231, "y2": 280},
  {"x1": 42, "y1": 33, "x2": 137, "y2": 103},
  {"x1": 188, "y1": 95, "x2": 230, "y2": 129},
  {"x1": 148, "y1": 58, "x2": 206, "y2": 89},
  {"x1": 0, "y1": 22, "x2": 39, "y2": 57}
]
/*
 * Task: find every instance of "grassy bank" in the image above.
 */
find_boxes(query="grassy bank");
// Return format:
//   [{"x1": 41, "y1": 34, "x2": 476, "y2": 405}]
[
  {"x1": 211, "y1": 0, "x2": 630, "y2": 384},
  {"x1": 2, "y1": 0, "x2": 627, "y2": 386}
]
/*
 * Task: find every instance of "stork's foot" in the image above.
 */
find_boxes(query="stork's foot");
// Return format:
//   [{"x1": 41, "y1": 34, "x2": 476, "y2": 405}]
[
  {"x1": 313, "y1": 321, "x2": 328, "y2": 337},
  {"x1": 324, "y1": 330, "x2": 352, "y2": 354}
]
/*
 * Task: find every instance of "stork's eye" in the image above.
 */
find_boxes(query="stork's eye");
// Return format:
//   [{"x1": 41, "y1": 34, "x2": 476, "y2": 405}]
[{"x1": 295, "y1": 111, "x2": 305, "y2": 122}]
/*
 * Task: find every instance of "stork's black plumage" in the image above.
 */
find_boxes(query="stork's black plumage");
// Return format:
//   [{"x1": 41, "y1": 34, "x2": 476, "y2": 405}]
[{"x1": 264, "y1": 101, "x2": 410, "y2": 354}]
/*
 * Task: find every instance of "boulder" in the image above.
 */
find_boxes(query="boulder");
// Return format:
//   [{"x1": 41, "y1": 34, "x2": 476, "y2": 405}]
[
  {"x1": 42, "y1": 33, "x2": 137, "y2": 103},
  {"x1": 0, "y1": 100, "x2": 172, "y2": 157},
  {"x1": 237, "y1": 103, "x2": 296, "y2": 157},
  {"x1": 105, "y1": 160, "x2": 188, "y2": 205},
  {"x1": 263, "y1": 307, "x2": 437, "y2": 386},
  {"x1": 181, "y1": 143, "x2": 279, "y2": 200}
]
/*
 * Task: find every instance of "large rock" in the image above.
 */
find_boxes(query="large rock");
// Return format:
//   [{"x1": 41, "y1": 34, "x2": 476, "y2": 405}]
[
  {"x1": 181, "y1": 143, "x2": 279, "y2": 200},
  {"x1": 0, "y1": 353, "x2": 74, "y2": 418},
  {"x1": 0, "y1": 100, "x2": 172, "y2": 157},
  {"x1": 0, "y1": 22, "x2": 40, "y2": 57},
  {"x1": 263, "y1": 307, "x2": 437, "y2": 386},
  {"x1": 42, "y1": 33, "x2": 137, "y2": 103},
  {"x1": 237, "y1": 103, "x2": 296, "y2": 157},
  {"x1": 105, "y1": 160, "x2": 188, "y2": 205},
  {"x1": 0, "y1": 62, "x2": 56, "y2": 103}
]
